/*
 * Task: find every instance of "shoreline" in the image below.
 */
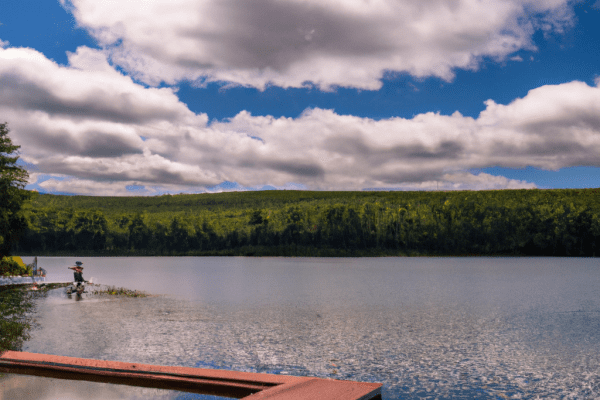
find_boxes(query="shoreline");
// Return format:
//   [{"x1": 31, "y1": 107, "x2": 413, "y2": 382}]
[{"x1": 14, "y1": 251, "x2": 584, "y2": 258}]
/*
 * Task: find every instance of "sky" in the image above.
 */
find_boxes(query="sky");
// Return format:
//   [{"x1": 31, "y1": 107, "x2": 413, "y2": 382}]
[{"x1": 1, "y1": 0, "x2": 600, "y2": 196}]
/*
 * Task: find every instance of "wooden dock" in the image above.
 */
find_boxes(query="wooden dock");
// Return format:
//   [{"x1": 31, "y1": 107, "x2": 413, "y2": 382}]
[{"x1": 0, "y1": 351, "x2": 382, "y2": 399}]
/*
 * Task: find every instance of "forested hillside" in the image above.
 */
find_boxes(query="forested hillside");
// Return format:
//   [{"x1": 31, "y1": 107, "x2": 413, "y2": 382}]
[{"x1": 15, "y1": 189, "x2": 600, "y2": 257}]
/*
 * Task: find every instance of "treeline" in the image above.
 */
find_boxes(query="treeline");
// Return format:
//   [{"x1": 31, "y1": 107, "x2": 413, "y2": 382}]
[{"x1": 14, "y1": 189, "x2": 600, "y2": 257}]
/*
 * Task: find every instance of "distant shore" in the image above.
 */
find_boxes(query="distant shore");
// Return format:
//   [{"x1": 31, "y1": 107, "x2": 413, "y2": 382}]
[
  {"x1": 15, "y1": 248, "x2": 549, "y2": 258},
  {"x1": 14, "y1": 189, "x2": 600, "y2": 258}
]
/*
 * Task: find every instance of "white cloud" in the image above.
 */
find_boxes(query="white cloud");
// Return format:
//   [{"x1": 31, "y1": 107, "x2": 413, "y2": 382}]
[
  {"x1": 0, "y1": 46, "x2": 204, "y2": 126},
  {"x1": 34, "y1": 175, "x2": 207, "y2": 196},
  {"x1": 0, "y1": 39, "x2": 9, "y2": 49},
  {"x1": 439, "y1": 172, "x2": 536, "y2": 190},
  {"x1": 65, "y1": 0, "x2": 575, "y2": 90},
  {"x1": 477, "y1": 81, "x2": 600, "y2": 170},
  {"x1": 365, "y1": 172, "x2": 536, "y2": 191},
  {"x1": 4, "y1": 46, "x2": 600, "y2": 195}
]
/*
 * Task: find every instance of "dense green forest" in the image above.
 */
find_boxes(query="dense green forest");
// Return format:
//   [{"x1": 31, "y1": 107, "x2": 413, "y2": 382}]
[{"x1": 14, "y1": 189, "x2": 600, "y2": 257}]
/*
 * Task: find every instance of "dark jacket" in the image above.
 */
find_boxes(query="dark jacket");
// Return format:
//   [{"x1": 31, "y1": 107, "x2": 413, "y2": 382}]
[{"x1": 74, "y1": 271, "x2": 84, "y2": 282}]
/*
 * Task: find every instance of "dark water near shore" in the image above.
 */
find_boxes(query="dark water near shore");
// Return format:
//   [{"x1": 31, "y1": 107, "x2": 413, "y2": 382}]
[{"x1": 2, "y1": 257, "x2": 600, "y2": 399}]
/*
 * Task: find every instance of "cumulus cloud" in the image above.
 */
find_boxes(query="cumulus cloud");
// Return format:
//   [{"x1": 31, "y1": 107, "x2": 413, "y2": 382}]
[
  {"x1": 4, "y1": 45, "x2": 600, "y2": 195},
  {"x1": 64, "y1": 0, "x2": 575, "y2": 89},
  {"x1": 0, "y1": 46, "x2": 205, "y2": 157},
  {"x1": 364, "y1": 172, "x2": 536, "y2": 191},
  {"x1": 0, "y1": 46, "x2": 202, "y2": 125},
  {"x1": 35, "y1": 176, "x2": 209, "y2": 196},
  {"x1": 477, "y1": 81, "x2": 600, "y2": 169}
]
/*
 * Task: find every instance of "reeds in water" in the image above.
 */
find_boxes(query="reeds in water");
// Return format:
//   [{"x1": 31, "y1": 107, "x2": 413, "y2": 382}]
[{"x1": 91, "y1": 285, "x2": 148, "y2": 298}]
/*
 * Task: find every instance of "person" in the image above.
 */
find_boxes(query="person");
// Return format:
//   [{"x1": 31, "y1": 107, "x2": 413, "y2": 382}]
[
  {"x1": 31, "y1": 256, "x2": 46, "y2": 278},
  {"x1": 30, "y1": 256, "x2": 45, "y2": 290},
  {"x1": 68, "y1": 261, "x2": 85, "y2": 293}
]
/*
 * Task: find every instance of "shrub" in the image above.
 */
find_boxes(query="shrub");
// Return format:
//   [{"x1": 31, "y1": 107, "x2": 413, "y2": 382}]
[{"x1": 0, "y1": 257, "x2": 29, "y2": 276}]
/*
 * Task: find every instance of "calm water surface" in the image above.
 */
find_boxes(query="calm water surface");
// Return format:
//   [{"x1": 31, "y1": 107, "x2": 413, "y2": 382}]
[{"x1": 2, "y1": 257, "x2": 599, "y2": 399}]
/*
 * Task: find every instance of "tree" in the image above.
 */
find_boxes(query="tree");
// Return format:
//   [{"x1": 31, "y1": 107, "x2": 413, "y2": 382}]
[
  {"x1": 128, "y1": 213, "x2": 150, "y2": 251},
  {"x1": 0, "y1": 122, "x2": 30, "y2": 261},
  {"x1": 72, "y1": 211, "x2": 108, "y2": 251},
  {"x1": 248, "y1": 210, "x2": 264, "y2": 225},
  {"x1": 167, "y1": 217, "x2": 190, "y2": 253}
]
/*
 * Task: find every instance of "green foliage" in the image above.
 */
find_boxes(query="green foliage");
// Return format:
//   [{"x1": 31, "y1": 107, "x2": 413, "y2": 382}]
[
  {"x1": 92, "y1": 285, "x2": 148, "y2": 298},
  {"x1": 0, "y1": 257, "x2": 30, "y2": 276},
  {"x1": 0, "y1": 122, "x2": 31, "y2": 260},
  {"x1": 248, "y1": 210, "x2": 265, "y2": 225},
  {"x1": 0, "y1": 286, "x2": 35, "y2": 352},
  {"x1": 13, "y1": 188, "x2": 600, "y2": 257},
  {"x1": 0, "y1": 122, "x2": 28, "y2": 189}
]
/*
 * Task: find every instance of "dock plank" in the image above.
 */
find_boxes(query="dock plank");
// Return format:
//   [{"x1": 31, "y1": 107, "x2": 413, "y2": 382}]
[{"x1": 0, "y1": 351, "x2": 382, "y2": 399}]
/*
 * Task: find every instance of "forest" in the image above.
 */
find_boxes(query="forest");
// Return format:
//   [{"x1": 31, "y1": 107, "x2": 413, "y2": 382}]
[{"x1": 13, "y1": 188, "x2": 600, "y2": 257}]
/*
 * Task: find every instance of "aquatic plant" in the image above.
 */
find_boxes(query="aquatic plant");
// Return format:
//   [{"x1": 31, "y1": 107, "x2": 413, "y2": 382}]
[{"x1": 92, "y1": 285, "x2": 148, "y2": 298}]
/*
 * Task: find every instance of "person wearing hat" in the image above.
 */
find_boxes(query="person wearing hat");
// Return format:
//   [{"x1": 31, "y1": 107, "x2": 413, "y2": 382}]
[{"x1": 68, "y1": 261, "x2": 85, "y2": 291}]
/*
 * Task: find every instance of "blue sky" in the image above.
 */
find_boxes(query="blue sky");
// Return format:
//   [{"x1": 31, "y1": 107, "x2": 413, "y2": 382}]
[{"x1": 1, "y1": 0, "x2": 600, "y2": 195}]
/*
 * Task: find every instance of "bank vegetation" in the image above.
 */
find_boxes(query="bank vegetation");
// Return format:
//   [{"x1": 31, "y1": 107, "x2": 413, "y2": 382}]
[{"x1": 12, "y1": 189, "x2": 600, "y2": 257}]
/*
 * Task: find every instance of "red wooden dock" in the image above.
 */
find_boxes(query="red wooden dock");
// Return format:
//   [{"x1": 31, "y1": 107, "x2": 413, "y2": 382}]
[{"x1": 0, "y1": 351, "x2": 382, "y2": 399}]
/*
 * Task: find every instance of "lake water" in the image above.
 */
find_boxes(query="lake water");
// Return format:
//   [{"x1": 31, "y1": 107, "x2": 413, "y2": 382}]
[{"x1": 2, "y1": 257, "x2": 600, "y2": 399}]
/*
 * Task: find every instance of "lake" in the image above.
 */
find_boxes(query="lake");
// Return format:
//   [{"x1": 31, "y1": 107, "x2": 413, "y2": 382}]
[{"x1": 1, "y1": 257, "x2": 599, "y2": 399}]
